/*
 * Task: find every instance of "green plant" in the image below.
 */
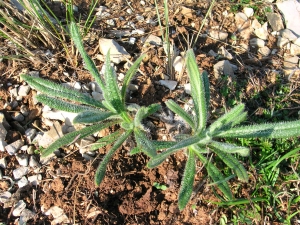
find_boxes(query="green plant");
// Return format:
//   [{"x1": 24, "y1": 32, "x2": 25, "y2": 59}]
[
  {"x1": 146, "y1": 49, "x2": 300, "y2": 210},
  {"x1": 153, "y1": 182, "x2": 167, "y2": 190},
  {"x1": 21, "y1": 21, "x2": 160, "y2": 185}
]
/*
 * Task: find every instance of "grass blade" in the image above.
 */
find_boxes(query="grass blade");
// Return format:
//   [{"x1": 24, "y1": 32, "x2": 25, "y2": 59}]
[
  {"x1": 178, "y1": 148, "x2": 196, "y2": 210},
  {"x1": 95, "y1": 129, "x2": 132, "y2": 185}
]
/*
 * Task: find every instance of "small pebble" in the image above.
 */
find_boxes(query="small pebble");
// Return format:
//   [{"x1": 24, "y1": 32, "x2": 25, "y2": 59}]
[
  {"x1": 12, "y1": 112, "x2": 24, "y2": 122},
  {"x1": 0, "y1": 191, "x2": 12, "y2": 203},
  {"x1": 13, "y1": 200, "x2": 26, "y2": 216},
  {"x1": 20, "y1": 105, "x2": 30, "y2": 116},
  {"x1": 17, "y1": 176, "x2": 29, "y2": 188},
  {"x1": 29, "y1": 155, "x2": 41, "y2": 168},
  {"x1": 16, "y1": 154, "x2": 29, "y2": 167},
  {"x1": 25, "y1": 128, "x2": 37, "y2": 143},
  {"x1": 18, "y1": 85, "x2": 31, "y2": 97},
  {"x1": 28, "y1": 174, "x2": 42, "y2": 186},
  {"x1": 13, "y1": 166, "x2": 29, "y2": 180},
  {"x1": 20, "y1": 208, "x2": 36, "y2": 224}
]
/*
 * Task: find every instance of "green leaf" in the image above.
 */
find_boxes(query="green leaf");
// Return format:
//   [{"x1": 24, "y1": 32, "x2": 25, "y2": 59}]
[
  {"x1": 121, "y1": 54, "x2": 145, "y2": 103},
  {"x1": 36, "y1": 94, "x2": 97, "y2": 113},
  {"x1": 134, "y1": 128, "x2": 156, "y2": 157},
  {"x1": 21, "y1": 74, "x2": 104, "y2": 109},
  {"x1": 147, "y1": 135, "x2": 201, "y2": 168},
  {"x1": 209, "y1": 141, "x2": 250, "y2": 157},
  {"x1": 152, "y1": 141, "x2": 176, "y2": 150},
  {"x1": 42, "y1": 120, "x2": 119, "y2": 157},
  {"x1": 134, "y1": 104, "x2": 161, "y2": 128},
  {"x1": 215, "y1": 120, "x2": 300, "y2": 139},
  {"x1": 90, "y1": 130, "x2": 123, "y2": 151},
  {"x1": 95, "y1": 129, "x2": 132, "y2": 185},
  {"x1": 185, "y1": 49, "x2": 207, "y2": 131},
  {"x1": 211, "y1": 147, "x2": 248, "y2": 182},
  {"x1": 178, "y1": 148, "x2": 196, "y2": 210},
  {"x1": 202, "y1": 70, "x2": 210, "y2": 109},
  {"x1": 69, "y1": 22, "x2": 105, "y2": 91},
  {"x1": 73, "y1": 111, "x2": 115, "y2": 124},
  {"x1": 209, "y1": 104, "x2": 246, "y2": 134},
  {"x1": 196, "y1": 152, "x2": 233, "y2": 200},
  {"x1": 166, "y1": 99, "x2": 195, "y2": 130}
]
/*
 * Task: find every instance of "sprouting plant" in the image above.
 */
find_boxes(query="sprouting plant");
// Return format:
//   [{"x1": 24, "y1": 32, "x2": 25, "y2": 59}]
[
  {"x1": 146, "y1": 49, "x2": 300, "y2": 210},
  {"x1": 21, "y1": 21, "x2": 160, "y2": 186},
  {"x1": 153, "y1": 182, "x2": 168, "y2": 190}
]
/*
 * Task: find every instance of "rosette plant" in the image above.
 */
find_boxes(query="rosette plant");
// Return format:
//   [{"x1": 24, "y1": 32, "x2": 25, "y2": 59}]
[
  {"x1": 21, "y1": 22, "x2": 160, "y2": 185},
  {"x1": 147, "y1": 49, "x2": 300, "y2": 210}
]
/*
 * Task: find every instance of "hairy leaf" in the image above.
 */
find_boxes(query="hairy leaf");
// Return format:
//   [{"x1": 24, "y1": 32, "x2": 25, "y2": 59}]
[
  {"x1": 121, "y1": 54, "x2": 145, "y2": 103},
  {"x1": 202, "y1": 70, "x2": 210, "y2": 108},
  {"x1": 42, "y1": 120, "x2": 119, "y2": 157},
  {"x1": 21, "y1": 74, "x2": 104, "y2": 109},
  {"x1": 95, "y1": 129, "x2": 132, "y2": 185},
  {"x1": 73, "y1": 111, "x2": 115, "y2": 124},
  {"x1": 209, "y1": 141, "x2": 249, "y2": 157},
  {"x1": 215, "y1": 120, "x2": 300, "y2": 139},
  {"x1": 166, "y1": 99, "x2": 195, "y2": 130},
  {"x1": 186, "y1": 49, "x2": 207, "y2": 131},
  {"x1": 178, "y1": 148, "x2": 196, "y2": 210},
  {"x1": 36, "y1": 94, "x2": 97, "y2": 113},
  {"x1": 129, "y1": 146, "x2": 141, "y2": 155},
  {"x1": 211, "y1": 147, "x2": 248, "y2": 182},
  {"x1": 90, "y1": 129, "x2": 123, "y2": 151},
  {"x1": 134, "y1": 128, "x2": 156, "y2": 157},
  {"x1": 152, "y1": 141, "x2": 176, "y2": 150}
]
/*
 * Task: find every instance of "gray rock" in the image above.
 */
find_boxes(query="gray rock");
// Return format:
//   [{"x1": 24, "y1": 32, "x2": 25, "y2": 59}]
[
  {"x1": 26, "y1": 145, "x2": 35, "y2": 155},
  {"x1": 280, "y1": 29, "x2": 298, "y2": 42},
  {"x1": 184, "y1": 83, "x2": 191, "y2": 95},
  {"x1": 266, "y1": 12, "x2": 284, "y2": 31},
  {"x1": 291, "y1": 44, "x2": 300, "y2": 55},
  {"x1": 128, "y1": 84, "x2": 138, "y2": 91},
  {"x1": 18, "y1": 85, "x2": 31, "y2": 97},
  {"x1": 0, "y1": 191, "x2": 12, "y2": 203},
  {"x1": 40, "y1": 153, "x2": 56, "y2": 165},
  {"x1": 25, "y1": 128, "x2": 37, "y2": 143},
  {"x1": 28, "y1": 174, "x2": 42, "y2": 185},
  {"x1": 235, "y1": 12, "x2": 247, "y2": 29},
  {"x1": 98, "y1": 38, "x2": 130, "y2": 64},
  {"x1": 208, "y1": 30, "x2": 228, "y2": 40},
  {"x1": 158, "y1": 80, "x2": 177, "y2": 90},
  {"x1": 0, "y1": 157, "x2": 7, "y2": 168},
  {"x1": 0, "y1": 122, "x2": 7, "y2": 141},
  {"x1": 173, "y1": 56, "x2": 184, "y2": 73},
  {"x1": 254, "y1": 22, "x2": 268, "y2": 40},
  {"x1": 16, "y1": 154, "x2": 29, "y2": 167},
  {"x1": 20, "y1": 105, "x2": 30, "y2": 116},
  {"x1": 277, "y1": 0, "x2": 300, "y2": 36},
  {"x1": 82, "y1": 153, "x2": 95, "y2": 161},
  {"x1": 250, "y1": 38, "x2": 265, "y2": 48},
  {"x1": 45, "y1": 205, "x2": 64, "y2": 218},
  {"x1": 10, "y1": 87, "x2": 18, "y2": 97},
  {"x1": 213, "y1": 60, "x2": 235, "y2": 79},
  {"x1": 0, "y1": 140, "x2": 7, "y2": 152},
  {"x1": 251, "y1": 19, "x2": 261, "y2": 30},
  {"x1": 258, "y1": 46, "x2": 271, "y2": 56},
  {"x1": 13, "y1": 166, "x2": 29, "y2": 180},
  {"x1": 243, "y1": 7, "x2": 254, "y2": 18},
  {"x1": 218, "y1": 46, "x2": 233, "y2": 60},
  {"x1": 17, "y1": 176, "x2": 29, "y2": 188},
  {"x1": 89, "y1": 82, "x2": 102, "y2": 92},
  {"x1": 13, "y1": 200, "x2": 26, "y2": 216},
  {"x1": 142, "y1": 34, "x2": 162, "y2": 46},
  {"x1": 20, "y1": 208, "x2": 36, "y2": 224},
  {"x1": 208, "y1": 50, "x2": 218, "y2": 57},
  {"x1": 28, "y1": 70, "x2": 39, "y2": 77},
  {"x1": 12, "y1": 112, "x2": 25, "y2": 122},
  {"x1": 52, "y1": 214, "x2": 70, "y2": 224},
  {"x1": 42, "y1": 110, "x2": 77, "y2": 125},
  {"x1": 91, "y1": 92, "x2": 104, "y2": 101},
  {"x1": 5, "y1": 139, "x2": 24, "y2": 155},
  {"x1": 29, "y1": 155, "x2": 41, "y2": 168},
  {"x1": 277, "y1": 36, "x2": 290, "y2": 48}
]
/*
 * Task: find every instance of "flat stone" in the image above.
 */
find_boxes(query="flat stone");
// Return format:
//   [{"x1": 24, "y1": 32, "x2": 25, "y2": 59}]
[
  {"x1": 10, "y1": 87, "x2": 18, "y2": 97},
  {"x1": 277, "y1": 36, "x2": 290, "y2": 48},
  {"x1": 266, "y1": 12, "x2": 284, "y2": 31},
  {"x1": 45, "y1": 206, "x2": 64, "y2": 218},
  {"x1": 142, "y1": 34, "x2": 162, "y2": 46},
  {"x1": 291, "y1": 44, "x2": 300, "y2": 55},
  {"x1": 254, "y1": 22, "x2": 268, "y2": 40},
  {"x1": 25, "y1": 128, "x2": 37, "y2": 143},
  {"x1": 13, "y1": 200, "x2": 26, "y2": 216},
  {"x1": 18, "y1": 85, "x2": 31, "y2": 97},
  {"x1": 17, "y1": 176, "x2": 29, "y2": 188},
  {"x1": 184, "y1": 83, "x2": 191, "y2": 95},
  {"x1": 235, "y1": 12, "x2": 248, "y2": 29},
  {"x1": 0, "y1": 140, "x2": 7, "y2": 152},
  {"x1": 250, "y1": 38, "x2": 265, "y2": 48},
  {"x1": 20, "y1": 209, "x2": 36, "y2": 224},
  {"x1": 208, "y1": 50, "x2": 218, "y2": 57},
  {"x1": 0, "y1": 123, "x2": 7, "y2": 141},
  {"x1": 213, "y1": 60, "x2": 235, "y2": 79},
  {"x1": 0, "y1": 157, "x2": 7, "y2": 168},
  {"x1": 251, "y1": 19, "x2": 261, "y2": 30},
  {"x1": 277, "y1": 0, "x2": 300, "y2": 36},
  {"x1": 29, "y1": 155, "x2": 41, "y2": 168},
  {"x1": 280, "y1": 29, "x2": 298, "y2": 42},
  {"x1": 173, "y1": 56, "x2": 184, "y2": 73},
  {"x1": 5, "y1": 139, "x2": 24, "y2": 155},
  {"x1": 42, "y1": 110, "x2": 77, "y2": 125},
  {"x1": 158, "y1": 80, "x2": 178, "y2": 90},
  {"x1": 284, "y1": 56, "x2": 299, "y2": 65},
  {"x1": 98, "y1": 38, "x2": 130, "y2": 64},
  {"x1": 28, "y1": 174, "x2": 42, "y2": 185},
  {"x1": 258, "y1": 46, "x2": 271, "y2": 57},
  {"x1": 16, "y1": 154, "x2": 29, "y2": 167},
  {"x1": 0, "y1": 191, "x2": 12, "y2": 203},
  {"x1": 218, "y1": 46, "x2": 233, "y2": 60},
  {"x1": 208, "y1": 30, "x2": 228, "y2": 40},
  {"x1": 243, "y1": 7, "x2": 254, "y2": 18},
  {"x1": 13, "y1": 166, "x2": 29, "y2": 180},
  {"x1": 91, "y1": 92, "x2": 104, "y2": 101}
]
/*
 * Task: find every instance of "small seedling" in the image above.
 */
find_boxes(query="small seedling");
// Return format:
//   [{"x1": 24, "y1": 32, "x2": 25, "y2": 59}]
[{"x1": 153, "y1": 182, "x2": 167, "y2": 190}]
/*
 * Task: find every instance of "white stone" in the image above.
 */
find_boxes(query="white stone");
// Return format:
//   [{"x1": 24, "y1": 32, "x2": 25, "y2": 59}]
[
  {"x1": 20, "y1": 209, "x2": 36, "y2": 224},
  {"x1": 136, "y1": 14, "x2": 144, "y2": 21},
  {"x1": 5, "y1": 144, "x2": 16, "y2": 155},
  {"x1": 250, "y1": 38, "x2": 265, "y2": 48},
  {"x1": 184, "y1": 83, "x2": 191, "y2": 95},
  {"x1": 293, "y1": 38, "x2": 300, "y2": 46},
  {"x1": 45, "y1": 206, "x2": 64, "y2": 218},
  {"x1": 51, "y1": 214, "x2": 70, "y2": 225},
  {"x1": 25, "y1": 128, "x2": 37, "y2": 143},
  {"x1": 91, "y1": 92, "x2": 104, "y2": 101},
  {"x1": 73, "y1": 82, "x2": 81, "y2": 91},
  {"x1": 128, "y1": 84, "x2": 138, "y2": 91},
  {"x1": 277, "y1": 0, "x2": 300, "y2": 36},
  {"x1": 18, "y1": 85, "x2": 31, "y2": 97},
  {"x1": 0, "y1": 170, "x2": 2, "y2": 180},
  {"x1": 42, "y1": 110, "x2": 77, "y2": 124},
  {"x1": 142, "y1": 34, "x2": 162, "y2": 46},
  {"x1": 291, "y1": 44, "x2": 300, "y2": 55},
  {"x1": 42, "y1": 105, "x2": 52, "y2": 112},
  {"x1": 266, "y1": 12, "x2": 284, "y2": 31},
  {"x1": 158, "y1": 80, "x2": 177, "y2": 90},
  {"x1": 243, "y1": 7, "x2": 254, "y2": 18},
  {"x1": 173, "y1": 56, "x2": 184, "y2": 73},
  {"x1": 258, "y1": 46, "x2": 271, "y2": 56},
  {"x1": 13, "y1": 200, "x2": 26, "y2": 216},
  {"x1": 29, "y1": 155, "x2": 41, "y2": 168},
  {"x1": 98, "y1": 39, "x2": 130, "y2": 64},
  {"x1": 5, "y1": 139, "x2": 24, "y2": 155},
  {"x1": 17, "y1": 176, "x2": 29, "y2": 188},
  {"x1": 235, "y1": 12, "x2": 247, "y2": 28},
  {"x1": 10, "y1": 87, "x2": 18, "y2": 97},
  {"x1": 277, "y1": 36, "x2": 290, "y2": 48},
  {"x1": 16, "y1": 154, "x2": 29, "y2": 167},
  {"x1": 0, "y1": 157, "x2": 7, "y2": 168},
  {"x1": 209, "y1": 30, "x2": 228, "y2": 40},
  {"x1": 13, "y1": 166, "x2": 29, "y2": 180},
  {"x1": 280, "y1": 29, "x2": 298, "y2": 42},
  {"x1": 254, "y1": 22, "x2": 268, "y2": 40},
  {"x1": 0, "y1": 191, "x2": 12, "y2": 203},
  {"x1": 0, "y1": 140, "x2": 7, "y2": 152},
  {"x1": 213, "y1": 60, "x2": 235, "y2": 79},
  {"x1": 40, "y1": 153, "x2": 56, "y2": 165},
  {"x1": 218, "y1": 46, "x2": 233, "y2": 60},
  {"x1": 28, "y1": 174, "x2": 42, "y2": 186}
]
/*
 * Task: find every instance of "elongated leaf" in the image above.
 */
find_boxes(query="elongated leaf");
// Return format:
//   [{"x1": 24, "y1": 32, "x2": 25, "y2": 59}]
[
  {"x1": 73, "y1": 111, "x2": 115, "y2": 124},
  {"x1": 69, "y1": 22, "x2": 105, "y2": 91},
  {"x1": 134, "y1": 128, "x2": 156, "y2": 157},
  {"x1": 130, "y1": 146, "x2": 141, "y2": 155},
  {"x1": 42, "y1": 120, "x2": 119, "y2": 157},
  {"x1": 209, "y1": 141, "x2": 249, "y2": 157},
  {"x1": 209, "y1": 104, "x2": 245, "y2": 134},
  {"x1": 202, "y1": 70, "x2": 210, "y2": 108},
  {"x1": 215, "y1": 120, "x2": 300, "y2": 139},
  {"x1": 178, "y1": 148, "x2": 196, "y2": 210},
  {"x1": 152, "y1": 141, "x2": 176, "y2": 150},
  {"x1": 142, "y1": 103, "x2": 161, "y2": 119},
  {"x1": 21, "y1": 74, "x2": 104, "y2": 109},
  {"x1": 90, "y1": 130, "x2": 124, "y2": 151},
  {"x1": 36, "y1": 94, "x2": 97, "y2": 113},
  {"x1": 121, "y1": 54, "x2": 145, "y2": 103},
  {"x1": 174, "y1": 134, "x2": 192, "y2": 142},
  {"x1": 166, "y1": 99, "x2": 195, "y2": 130},
  {"x1": 186, "y1": 49, "x2": 207, "y2": 131},
  {"x1": 196, "y1": 152, "x2": 233, "y2": 200},
  {"x1": 211, "y1": 147, "x2": 248, "y2": 182},
  {"x1": 95, "y1": 130, "x2": 132, "y2": 185},
  {"x1": 134, "y1": 104, "x2": 161, "y2": 128},
  {"x1": 147, "y1": 135, "x2": 202, "y2": 168}
]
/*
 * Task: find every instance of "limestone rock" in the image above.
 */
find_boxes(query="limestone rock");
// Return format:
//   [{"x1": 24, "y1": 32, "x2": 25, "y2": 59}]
[{"x1": 266, "y1": 12, "x2": 284, "y2": 31}]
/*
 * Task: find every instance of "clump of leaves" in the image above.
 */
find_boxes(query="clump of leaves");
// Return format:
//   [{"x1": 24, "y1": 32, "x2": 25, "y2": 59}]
[
  {"x1": 146, "y1": 49, "x2": 300, "y2": 210},
  {"x1": 21, "y1": 22, "x2": 160, "y2": 185}
]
